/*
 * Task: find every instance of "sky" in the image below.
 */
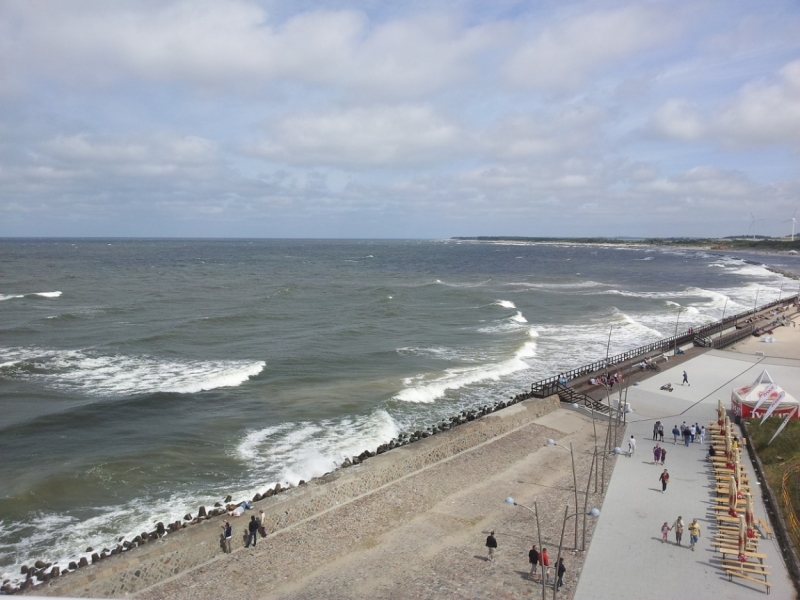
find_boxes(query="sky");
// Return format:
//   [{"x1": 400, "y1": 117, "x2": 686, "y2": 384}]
[{"x1": 1, "y1": 0, "x2": 799, "y2": 239}]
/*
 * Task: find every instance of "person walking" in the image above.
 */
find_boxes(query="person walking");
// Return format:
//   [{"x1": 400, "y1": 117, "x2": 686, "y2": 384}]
[
  {"x1": 661, "y1": 522, "x2": 671, "y2": 543},
  {"x1": 653, "y1": 421, "x2": 659, "y2": 441},
  {"x1": 628, "y1": 435, "x2": 636, "y2": 457},
  {"x1": 245, "y1": 515, "x2": 259, "y2": 548},
  {"x1": 682, "y1": 370, "x2": 689, "y2": 386},
  {"x1": 689, "y1": 424, "x2": 696, "y2": 444},
  {"x1": 688, "y1": 518, "x2": 701, "y2": 551},
  {"x1": 258, "y1": 510, "x2": 268, "y2": 538},
  {"x1": 222, "y1": 520, "x2": 232, "y2": 553},
  {"x1": 673, "y1": 516, "x2": 685, "y2": 546},
  {"x1": 659, "y1": 469, "x2": 670, "y2": 493},
  {"x1": 653, "y1": 444, "x2": 662, "y2": 465},
  {"x1": 658, "y1": 422, "x2": 664, "y2": 441},
  {"x1": 486, "y1": 531, "x2": 497, "y2": 562},
  {"x1": 699, "y1": 426, "x2": 706, "y2": 444},
  {"x1": 672, "y1": 425, "x2": 680, "y2": 444},
  {"x1": 557, "y1": 557, "x2": 566, "y2": 590},
  {"x1": 660, "y1": 448, "x2": 667, "y2": 465},
  {"x1": 683, "y1": 427, "x2": 691, "y2": 447},
  {"x1": 540, "y1": 547, "x2": 551, "y2": 583},
  {"x1": 528, "y1": 544, "x2": 539, "y2": 580}
]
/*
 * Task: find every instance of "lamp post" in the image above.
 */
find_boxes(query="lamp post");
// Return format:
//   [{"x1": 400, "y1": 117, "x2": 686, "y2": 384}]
[
  {"x1": 719, "y1": 297, "x2": 728, "y2": 341},
  {"x1": 605, "y1": 325, "x2": 613, "y2": 361},
  {"x1": 673, "y1": 306, "x2": 683, "y2": 356},
  {"x1": 753, "y1": 287, "x2": 760, "y2": 316},
  {"x1": 779, "y1": 283, "x2": 784, "y2": 302},
  {"x1": 545, "y1": 439, "x2": 580, "y2": 550},
  {"x1": 505, "y1": 497, "x2": 546, "y2": 600},
  {"x1": 552, "y1": 505, "x2": 601, "y2": 600}
]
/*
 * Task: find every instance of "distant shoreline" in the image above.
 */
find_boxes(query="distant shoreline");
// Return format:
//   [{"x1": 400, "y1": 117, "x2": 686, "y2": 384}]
[{"x1": 451, "y1": 236, "x2": 800, "y2": 255}]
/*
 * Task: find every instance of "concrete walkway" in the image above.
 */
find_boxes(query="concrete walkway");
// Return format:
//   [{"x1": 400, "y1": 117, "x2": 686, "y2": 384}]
[{"x1": 574, "y1": 349, "x2": 798, "y2": 600}]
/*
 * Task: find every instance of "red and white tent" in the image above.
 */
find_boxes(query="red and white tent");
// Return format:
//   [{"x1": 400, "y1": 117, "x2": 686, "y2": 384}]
[{"x1": 731, "y1": 370, "x2": 800, "y2": 419}]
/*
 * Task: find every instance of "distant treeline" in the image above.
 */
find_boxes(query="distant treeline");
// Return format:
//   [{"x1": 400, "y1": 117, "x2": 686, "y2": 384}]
[{"x1": 452, "y1": 236, "x2": 800, "y2": 251}]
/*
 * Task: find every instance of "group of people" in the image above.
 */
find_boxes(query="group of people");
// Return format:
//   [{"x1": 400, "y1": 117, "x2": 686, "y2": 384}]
[
  {"x1": 588, "y1": 371, "x2": 621, "y2": 388},
  {"x1": 660, "y1": 517, "x2": 702, "y2": 551},
  {"x1": 671, "y1": 422, "x2": 705, "y2": 446},
  {"x1": 652, "y1": 443, "x2": 667, "y2": 466},
  {"x1": 220, "y1": 509, "x2": 270, "y2": 553},
  {"x1": 484, "y1": 533, "x2": 567, "y2": 590}
]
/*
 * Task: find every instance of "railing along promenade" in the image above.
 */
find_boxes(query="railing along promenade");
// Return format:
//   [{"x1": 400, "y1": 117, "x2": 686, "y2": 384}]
[{"x1": 530, "y1": 295, "x2": 799, "y2": 399}]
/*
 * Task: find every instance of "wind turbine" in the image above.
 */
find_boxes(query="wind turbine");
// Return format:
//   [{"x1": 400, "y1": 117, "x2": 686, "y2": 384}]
[
  {"x1": 749, "y1": 212, "x2": 765, "y2": 240},
  {"x1": 784, "y1": 209, "x2": 798, "y2": 241}
]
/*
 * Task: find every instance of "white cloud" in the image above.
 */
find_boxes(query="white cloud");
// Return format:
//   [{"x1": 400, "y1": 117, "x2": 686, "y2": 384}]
[
  {"x1": 650, "y1": 99, "x2": 707, "y2": 141},
  {"x1": 716, "y1": 60, "x2": 800, "y2": 145},
  {"x1": 505, "y1": 5, "x2": 680, "y2": 91},
  {"x1": 0, "y1": 1, "x2": 501, "y2": 98},
  {"x1": 249, "y1": 105, "x2": 461, "y2": 167}
]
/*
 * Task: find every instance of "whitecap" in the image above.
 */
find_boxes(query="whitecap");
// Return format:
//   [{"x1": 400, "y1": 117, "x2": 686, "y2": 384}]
[
  {"x1": 494, "y1": 300, "x2": 516, "y2": 309},
  {"x1": 32, "y1": 291, "x2": 62, "y2": 298}
]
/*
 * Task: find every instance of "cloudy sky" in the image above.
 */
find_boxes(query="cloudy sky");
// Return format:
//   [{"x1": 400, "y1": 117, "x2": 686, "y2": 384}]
[{"x1": 1, "y1": 0, "x2": 799, "y2": 238}]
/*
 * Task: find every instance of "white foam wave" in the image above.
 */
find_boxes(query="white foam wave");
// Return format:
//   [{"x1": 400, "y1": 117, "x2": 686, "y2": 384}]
[
  {"x1": 635, "y1": 257, "x2": 654, "y2": 261},
  {"x1": 2, "y1": 348, "x2": 265, "y2": 396},
  {"x1": 708, "y1": 263, "x2": 727, "y2": 268},
  {"x1": 235, "y1": 410, "x2": 400, "y2": 483},
  {"x1": 510, "y1": 311, "x2": 528, "y2": 323},
  {"x1": 33, "y1": 291, "x2": 62, "y2": 298},
  {"x1": 494, "y1": 300, "x2": 516, "y2": 309},
  {"x1": 394, "y1": 340, "x2": 535, "y2": 404},
  {"x1": 0, "y1": 294, "x2": 24, "y2": 302}
]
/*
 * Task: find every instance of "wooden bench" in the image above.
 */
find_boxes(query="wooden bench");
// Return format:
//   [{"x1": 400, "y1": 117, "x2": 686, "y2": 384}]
[
  {"x1": 758, "y1": 518, "x2": 773, "y2": 539},
  {"x1": 722, "y1": 560, "x2": 772, "y2": 594},
  {"x1": 718, "y1": 546, "x2": 767, "y2": 564},
  {"x1": 713, "y1": 535, "x2": 758, "y2": 551}
]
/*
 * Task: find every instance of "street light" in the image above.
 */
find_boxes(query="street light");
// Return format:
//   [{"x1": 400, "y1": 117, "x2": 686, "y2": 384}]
[
  {"x1": 673, "y1": 306, "x2": 683, "y2": 356},
  {"x1": 552, "y1": 505, "x2": 600, "y2": 600},
  {"x1": 545, "y1": 439, "x2": 580, "y2": 551},
  {"x1": 505, "y1": 497, "x2": 546, "y2": 600}
]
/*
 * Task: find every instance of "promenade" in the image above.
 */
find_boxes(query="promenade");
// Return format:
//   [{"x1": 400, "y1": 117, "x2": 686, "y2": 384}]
[{"x1": 575, "y1": 333, "x2": 800, "y2": 599}]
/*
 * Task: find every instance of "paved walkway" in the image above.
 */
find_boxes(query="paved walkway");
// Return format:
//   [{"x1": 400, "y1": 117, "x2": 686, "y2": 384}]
[{"x1": 574, "y1": 349, "x2": 798, "y2": 600}]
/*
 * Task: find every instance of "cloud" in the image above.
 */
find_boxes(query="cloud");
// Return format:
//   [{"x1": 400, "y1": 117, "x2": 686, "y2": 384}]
[
  {"x1": 504, "y1": 5, "x2": 680, "y2": 91},
  {"x1": 716, "y1": 60, "x2": 800, "y2": 145},
  {"x1": 650, "y1": 60, "x2": 800, "y2": 147},
  {"x1": 649, "y1": 99, "x2": 707, "y2": 141},
  {"x1": 249, "y1": 105, "x2": 461, "y2": 167},
  {"x1": 0, "y1": 1, "x2": 501, "y2": 98}
]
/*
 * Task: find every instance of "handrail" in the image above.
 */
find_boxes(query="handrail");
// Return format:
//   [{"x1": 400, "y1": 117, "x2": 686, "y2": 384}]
[{"x1": 530, "y1": 295, "x2": 798, "y2": 398}]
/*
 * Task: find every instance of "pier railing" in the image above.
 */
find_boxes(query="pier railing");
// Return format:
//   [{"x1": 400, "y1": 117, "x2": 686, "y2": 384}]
[{"x1": 530, "y1": 295, "x2": 798, "y2": 398}]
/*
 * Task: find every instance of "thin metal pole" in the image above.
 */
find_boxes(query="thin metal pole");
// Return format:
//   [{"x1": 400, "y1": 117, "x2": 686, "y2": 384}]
[
  {"x1": 605, "y1": 325, "x2": 613, "y2": 360},
  {"x1": 719, "y1": 297, "x2": 728, "y2": 340},
  {"x1": 673, "y1": 307, "x2": 682, "y2": 355},
  {"x1": 553, "y1": 505, "x2": 570, "y2": 600},
  {"x1": 582, "y1": 448, "x2": 596, "y2": 551},
  {"x1": 570, "y1": 442, "x2": 579, "y2": 550},
  {"x1": 754, "y1": 288, "x2": 760, "y2": 315}
]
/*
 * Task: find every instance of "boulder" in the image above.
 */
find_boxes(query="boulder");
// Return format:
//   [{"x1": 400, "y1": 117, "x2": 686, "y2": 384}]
[
  {"x1": 184, "y1": 513, "x2": 192, "y2": 521},
  {"x1": 352, "y1": 456, "x2": 361, "y2": 465},
  {"x1": 214, "y1": 501, "x2": 223, "y2": 507},
  {"x1": 252, "y1": 493, "x2": 262, "y2": 502},
  {"x1": 133, "y1": 535, "x2": 143, "y2": 545},
  {"x1": 91, "y1": 553, "x2": 101, "y2": 564},
  {"x1": 198, "y1": 505, "x2": 207, "y2": 517},
  {"x1": 224, "y1": 494, "x2": 232, "y2": 503},
  {"x1": 342, "y1": 458, "x2": 352, "y2": 468},
  {"x1": 110, "y1": 548, "x2": 119, "y2": 556},
  {"x1": 34, "y1": 560, "x2": 46, "y2": 569},
  {"x1": 156, "y1": 522, "x2": 166, "y2": 535},
  {"x1": 49, "y1": 566, "x2": 60, "y2": 578},
  {"x1": 20, "y1": 565, "x2": 29, "y2": 575},
  {"x1": 78, "y1": 557, "x2": 89, "y2": 568},
  {"x1": 299, "y1": 480, "x2": 306, "y2": 485},
  {"x1": 68, "y1": 561, "x2": 78, "y2": 570},
  {"x1": 264, "y1": 489, "x2": 274, "y2": 498},
  {"x1": 273, "y1": 483, "x2": 282, "y2": 494}
]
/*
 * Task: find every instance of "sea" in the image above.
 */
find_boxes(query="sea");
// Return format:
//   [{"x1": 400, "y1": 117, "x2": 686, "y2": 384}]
[{"x1": 1, "y1": 238, "x2": 798, "y2": 583}]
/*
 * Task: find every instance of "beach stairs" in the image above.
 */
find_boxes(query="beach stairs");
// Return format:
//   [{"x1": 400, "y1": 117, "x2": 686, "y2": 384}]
[{"x1": 551, "y1": 383, "x2": 610, "y2": 415}]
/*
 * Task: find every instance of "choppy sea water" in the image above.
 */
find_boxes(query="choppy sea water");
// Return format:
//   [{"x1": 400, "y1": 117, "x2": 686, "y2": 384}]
[{"x1": 1, "y1": 238, "x2": 798, "y2": 583}]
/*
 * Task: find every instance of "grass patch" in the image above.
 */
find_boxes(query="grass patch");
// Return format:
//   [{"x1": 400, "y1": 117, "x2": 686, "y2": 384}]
[{"x1": 744, "y1": 417, "x2": 800, "y2": 554}]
